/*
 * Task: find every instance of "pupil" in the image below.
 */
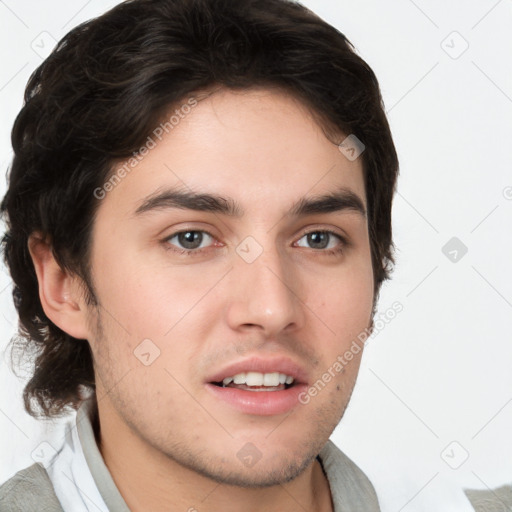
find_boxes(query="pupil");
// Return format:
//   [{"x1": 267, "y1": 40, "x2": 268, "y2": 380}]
[
  {"x1": 178, "y1": 231, "x2": 202, "y2": 249},
  {"x1": 308, "y1": 232, "x2": 328, "y2": 249}
]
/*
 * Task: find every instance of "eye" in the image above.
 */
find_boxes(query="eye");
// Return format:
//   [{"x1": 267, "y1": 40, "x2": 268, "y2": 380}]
[
  {"x1": 165, "y1": 230, "x2": 215, "y2": 251},
  {"x1": 162, "y1": 228, "x2": 346, "y2": 256},
  {"x1": 295, "y1": 230, "x2": 345, "y2": 251}
]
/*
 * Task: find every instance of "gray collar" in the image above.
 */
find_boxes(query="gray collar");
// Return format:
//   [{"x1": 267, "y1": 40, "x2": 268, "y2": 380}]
[
  {"x1": 76, "y1": 399, "x2": 131, "y2": 512},
  {"x1": 77, "y1": 399, "x2": 380, "y2": 511}
]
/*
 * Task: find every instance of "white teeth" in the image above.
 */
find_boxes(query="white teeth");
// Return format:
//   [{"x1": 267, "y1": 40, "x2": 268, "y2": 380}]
[
  {"x1": 246, "y1": 372, "x2": 263, "y2": 386},
  {"x1": 233, "y1": 373, "x2": 246, "y2": 384},
  {"x1": 263, "y1": 372, "x2": 280, "y2": 386},
  {"x1": 222, "y1": 372, "x2": 295, "y2": 387}
]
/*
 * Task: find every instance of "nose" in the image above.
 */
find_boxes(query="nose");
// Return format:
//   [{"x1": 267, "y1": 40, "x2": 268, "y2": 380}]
[{"x1": 225, "y1": 241, "x2": 305, "y2": 336}]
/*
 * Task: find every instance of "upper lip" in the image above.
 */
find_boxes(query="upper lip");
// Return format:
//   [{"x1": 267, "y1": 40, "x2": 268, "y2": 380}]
[{"x1": 205, "y1": 356, "x2": 309, "y2": 385}]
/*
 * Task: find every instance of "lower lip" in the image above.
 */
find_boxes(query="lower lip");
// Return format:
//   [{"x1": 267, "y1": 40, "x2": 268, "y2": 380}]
[{"x1": 205, "y1": 383, "x2": 308, "y2": 416}]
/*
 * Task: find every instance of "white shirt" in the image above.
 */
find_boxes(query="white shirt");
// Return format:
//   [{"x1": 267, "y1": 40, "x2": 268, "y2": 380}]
[{"x1": 46, "y1": 414, "x2": 109, "y2": 512}]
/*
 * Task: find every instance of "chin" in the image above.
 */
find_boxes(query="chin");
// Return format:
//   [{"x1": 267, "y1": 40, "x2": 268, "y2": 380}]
[
  {"x1": 169, "y1": 437, "x2": 322, "y2": 489},
  {"x1": 195, "y1": 453, "x2": 316, "y2": 488}
]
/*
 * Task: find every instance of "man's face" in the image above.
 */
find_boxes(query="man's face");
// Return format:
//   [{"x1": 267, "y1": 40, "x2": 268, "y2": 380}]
[{"x1": 85, "y1": 88, "x2": 374, "y2": 486}]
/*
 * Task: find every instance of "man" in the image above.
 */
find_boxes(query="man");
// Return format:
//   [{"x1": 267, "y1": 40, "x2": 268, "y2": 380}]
[{"x1": 0, "y1": 0, "x2": 400, "y2": 510}]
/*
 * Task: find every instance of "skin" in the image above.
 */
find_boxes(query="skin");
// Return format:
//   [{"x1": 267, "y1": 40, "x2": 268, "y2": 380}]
[{"x1": 30, "y1": 87, "x2": 374, "y2": 511}]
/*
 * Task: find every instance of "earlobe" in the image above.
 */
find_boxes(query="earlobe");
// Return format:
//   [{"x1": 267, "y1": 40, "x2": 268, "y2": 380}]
[{"x1": 28, "y1": 234, "x2": 90, "y2": 340}]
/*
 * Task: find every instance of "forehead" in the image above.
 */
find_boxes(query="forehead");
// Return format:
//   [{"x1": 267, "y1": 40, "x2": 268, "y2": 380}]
[{"x1": 96, "y1": 87, "x2": 366, "y2": 220}]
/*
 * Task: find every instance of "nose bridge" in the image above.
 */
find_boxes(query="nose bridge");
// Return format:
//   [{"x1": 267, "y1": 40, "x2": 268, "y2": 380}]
[{"x1": 226, "y1": 235, "x2": 304, "y2": 334}]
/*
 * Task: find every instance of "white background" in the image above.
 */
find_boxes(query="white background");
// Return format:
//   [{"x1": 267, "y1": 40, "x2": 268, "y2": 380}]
[{"x1": 1, "y1": 1, "x2": 511, "y2": 510}]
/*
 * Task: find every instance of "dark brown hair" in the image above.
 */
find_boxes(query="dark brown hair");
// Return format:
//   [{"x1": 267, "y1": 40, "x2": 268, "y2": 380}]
[{"x1": 1, "y1": 0, "x2": 399, "y2": 417}]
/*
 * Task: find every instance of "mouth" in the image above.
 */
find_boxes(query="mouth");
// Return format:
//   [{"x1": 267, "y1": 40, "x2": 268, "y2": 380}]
[
  {"x1": 211, "y1": 371, "x2": 296, "y2": 392},
  {"x1": 204, "y1": 358, "x2": 309, "y2": 416}
]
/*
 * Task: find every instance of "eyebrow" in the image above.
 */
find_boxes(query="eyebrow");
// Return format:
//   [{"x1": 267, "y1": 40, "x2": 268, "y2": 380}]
[{"x1": 134, "y1": 186, "x2": 366, "y2": 218}]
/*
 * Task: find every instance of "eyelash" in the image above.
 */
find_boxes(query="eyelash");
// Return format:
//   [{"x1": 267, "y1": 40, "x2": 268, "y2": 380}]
[{"x1": 162, "y1": 229, "x2": 348, "y2": 257}]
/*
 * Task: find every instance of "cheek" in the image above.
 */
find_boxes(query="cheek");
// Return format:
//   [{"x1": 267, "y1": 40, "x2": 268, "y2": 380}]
[
  {"x1": 92, "y1": 245, "x2": 226, "y2": 340},
  {"x1": 307, "y1": 258, "x2": 374, "y2": 343}
]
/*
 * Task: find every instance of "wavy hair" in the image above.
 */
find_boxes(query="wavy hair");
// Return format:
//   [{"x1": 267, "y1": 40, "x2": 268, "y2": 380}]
[{"x1": 1, "y1": 0, "x2": 399, "y2": 417}]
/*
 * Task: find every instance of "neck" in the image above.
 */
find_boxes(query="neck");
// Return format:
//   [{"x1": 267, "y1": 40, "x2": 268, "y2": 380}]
[{"x1": 96, "y1": 402, "x2": 333, "y2": 512}]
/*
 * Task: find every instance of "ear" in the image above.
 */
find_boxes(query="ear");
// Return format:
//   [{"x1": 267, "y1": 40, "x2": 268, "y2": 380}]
[{"x1": 28, "y1": 233, "x2": 91, "y2": 340}]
